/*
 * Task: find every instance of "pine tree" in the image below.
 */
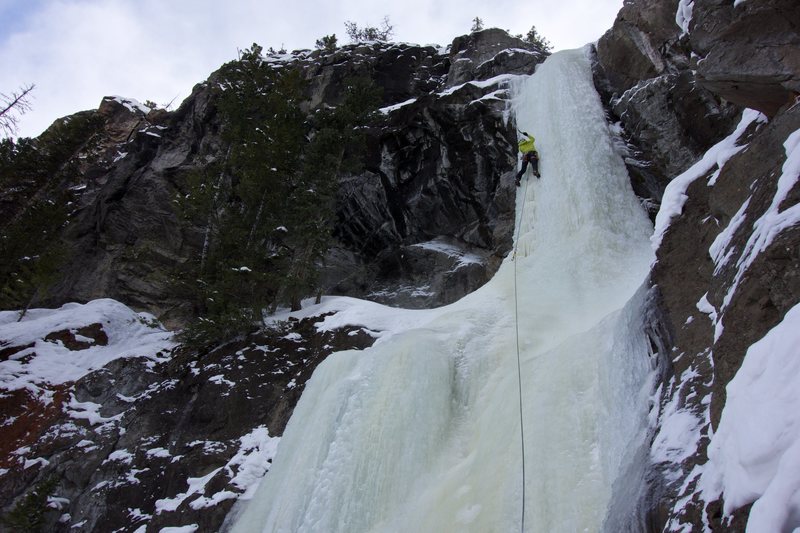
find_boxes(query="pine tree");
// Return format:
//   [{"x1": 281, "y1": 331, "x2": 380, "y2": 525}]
[
  {"x1": 0, "y1": 476, "x2": 58, "y2": 532},
  {"x1": 315, "y1": 34, "x2": 338, "y2": 52},
  {"x1": 0, "y1": 113, "x2": 102, "y2": 315},
  {"x1": 177, "y1": 44, "x2": 382, "y2": 346},
  {"x1": 0, "y1": 84, "x2": 35, "y2": 138},
  {"x1": 471, "y1": 17, "x2": 484, "y2": 32},
  {"x1": 278, "y1": 77, "x2": 381, "y2": 311},
  {"x1": 344, "y1": 16, "x2": 394, "y2": 42},
  {"x1": 209, "y1": 46, "x2": 306, "y2": 318},
  {"x1": 525, "y1": 25, "x2": 553, "y2": 54}
]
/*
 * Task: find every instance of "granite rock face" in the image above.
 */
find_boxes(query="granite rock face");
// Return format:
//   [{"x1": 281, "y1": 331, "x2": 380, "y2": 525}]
[
  {"x1": 303, "y1": 42, "x2": 448, "y2": 111},
  {"x1": 637, "y1": 104, "x2": 800, "y2": 533},
  {"x1": 36, "y1": 93, "x2": 221, "y2": 327},
  {"x1": 328, "y1": 78, "x2": 518, "y2": 307}
]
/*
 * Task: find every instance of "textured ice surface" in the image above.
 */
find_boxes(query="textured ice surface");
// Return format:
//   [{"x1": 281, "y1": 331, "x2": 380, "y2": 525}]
[{"x1": 233, "y1": 48, "x2": 656, "y2": 533}]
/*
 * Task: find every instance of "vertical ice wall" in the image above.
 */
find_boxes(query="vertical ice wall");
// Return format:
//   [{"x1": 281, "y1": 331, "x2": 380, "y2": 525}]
[{"x1": 232, "y1": 48, "x2": 656, "y2": 533}]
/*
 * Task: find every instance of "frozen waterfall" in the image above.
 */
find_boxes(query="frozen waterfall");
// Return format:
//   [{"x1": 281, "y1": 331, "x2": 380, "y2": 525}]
[{"x1": 231, "y1": 47, "x2": 656, "y2": 533}]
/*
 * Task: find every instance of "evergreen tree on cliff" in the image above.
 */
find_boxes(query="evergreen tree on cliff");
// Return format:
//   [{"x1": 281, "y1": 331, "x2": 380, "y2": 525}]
[{"x1": 178, "y1": 43, "x2": 380, "y2": 346}]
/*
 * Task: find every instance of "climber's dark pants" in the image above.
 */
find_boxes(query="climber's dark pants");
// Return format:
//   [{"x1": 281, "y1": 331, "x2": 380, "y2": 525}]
[{"x1": 516, "y1": 151, "x2": 539, "y2": 180}]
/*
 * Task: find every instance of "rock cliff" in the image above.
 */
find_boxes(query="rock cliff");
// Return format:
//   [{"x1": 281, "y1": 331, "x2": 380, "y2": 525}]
[
  {"x1": 0, "y1": 30, "x2": 547, "y2": 531},
  {"x1": 1, "y1": 3, "x2": 798, "y2": 530},
  {"x1": 31, "y1": 31, "x2": 545, "y2": 327},
  {"x1": 595, "y1": 0, "x2": 800, "y2": 530}
]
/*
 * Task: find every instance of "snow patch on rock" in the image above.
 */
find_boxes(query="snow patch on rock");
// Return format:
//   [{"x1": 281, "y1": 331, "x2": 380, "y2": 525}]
[
  {"x1": 0, "y1": 299, "x2": 175, "y2": 398},
  {"x1": 700, "y1": 303, "x2": 800, "y2": 532},
  {"x1": 721, "y1": 127, "x2": 800, "y2": 312},
  {"x1": 652, "y1": 109, "x2": 767, "y2": 252},
  {"x1": 155, "y1": 426, "x2": 280, "y2": 514}
]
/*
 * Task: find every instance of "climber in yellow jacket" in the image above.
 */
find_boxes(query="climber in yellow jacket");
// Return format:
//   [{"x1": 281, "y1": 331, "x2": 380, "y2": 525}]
[{"x1": 516, "y1": 131, "x2": 540, "y2": 186}]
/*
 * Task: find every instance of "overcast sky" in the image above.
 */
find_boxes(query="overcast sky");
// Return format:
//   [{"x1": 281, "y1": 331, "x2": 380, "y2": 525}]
[{"x1": 1, "y1": 0, "x2": 624, "y2": 138}]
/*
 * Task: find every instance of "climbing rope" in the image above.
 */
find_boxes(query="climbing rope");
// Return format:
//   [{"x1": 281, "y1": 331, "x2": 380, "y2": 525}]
[{"x1": 512, "y1": 171, "x2": 532, "y2": 533}]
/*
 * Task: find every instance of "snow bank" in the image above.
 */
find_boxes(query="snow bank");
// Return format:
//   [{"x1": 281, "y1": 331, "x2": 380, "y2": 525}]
[
  {"x1": 379, "y1": 97, "x2": 417, "y2": 114},
  {"x1": 68, "y1": 396, "x2": 123, "y2": 426},
  {"x1": 701, "y1": 303, "x2": 800, "y2": 532},
  {"x1": 651, "y1": 109, "x2": 766, "y2": 252},
  {"x1": 651, "y1": 393, "x2": 702, "y2": 466},
  {"x1": 156, "y1": 467, "x2": 224, "y2": 514},
  {"x1": 650, "y1": 361, "x2": 709, "y2": 481},
  {"x1": 412, "y1": 238, "x2": 485, "y2": 269},
  {"x1": 108, "y1": 96, "x2": 151, "y2": 115},
  {"x1": 266, "y1": 295, "x2": 442, "y2": 346},
  {"x1": 437, "y1": 73, "x2": 522, "y2": 97},
  {"x1": 158, "y1": 526, "x2": 198, "y2": 533},
  {"x1": 0, "y1": 299, "x2": 174, "y2": 395},
  {"x1": 709, "y1": 198, "x2": 750, "y2": 274},
  {"x1": 226, "y1": 426, "x2": 281, "y2": 499}
]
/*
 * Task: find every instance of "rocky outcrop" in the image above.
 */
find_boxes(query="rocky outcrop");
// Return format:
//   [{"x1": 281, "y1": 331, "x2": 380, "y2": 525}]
[
  {"x1": 303, "y1": 42, "x2": 448, "y2": 110},
  {"x1": 38, "y1": 93, "x2": 218, "y2": 327},
  {"x1": 657, "y1": 106, "x2": 800, "y2": 412},
  {"x1": 643, "y1": 103, "x2": 800, "y2": 532},
  {"x1": 446, "y1": 28, "x2": 546, "y2": 87},
  {"x1": 594, "y1": 0, "x2": 799, "y2": 212},
  {"x1": 327, "y1": 76, "x2": 519, "y2": 307},
  {"x1": 593, "y1": 0, "x2": 740, "y2": 213},
  {"x1": 689, "y1": 0, "x2": 800, "y2": 117}
]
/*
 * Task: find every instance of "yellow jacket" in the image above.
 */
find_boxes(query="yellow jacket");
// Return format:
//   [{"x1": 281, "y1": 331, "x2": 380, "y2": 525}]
[{"x1": 518, "y1": 134, "x2": 537, "y2": 154}]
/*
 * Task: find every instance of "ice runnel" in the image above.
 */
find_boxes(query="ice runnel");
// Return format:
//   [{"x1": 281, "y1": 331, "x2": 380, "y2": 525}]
[{"x1": 232, "y1": 48, "x2": 656, "y2": 533}]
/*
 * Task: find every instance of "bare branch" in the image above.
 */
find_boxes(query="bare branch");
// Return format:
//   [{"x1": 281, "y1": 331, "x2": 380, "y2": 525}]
[
  {"x1": 344, "y1": 16, "x2": 394, "y2": 43},
  {"x1": 0, "y1": 84, "x2": 36, "y2": 138}
]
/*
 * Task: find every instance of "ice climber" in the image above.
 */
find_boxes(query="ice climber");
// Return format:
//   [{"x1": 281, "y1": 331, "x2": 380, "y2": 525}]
[{"x1": 516, "y1": 131, "x2": 540, "y2": 186}]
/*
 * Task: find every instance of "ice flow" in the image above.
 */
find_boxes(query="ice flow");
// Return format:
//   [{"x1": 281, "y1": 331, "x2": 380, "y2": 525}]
[{"x1": 232, "y1": 48, "x2": 656, "y2": 533}]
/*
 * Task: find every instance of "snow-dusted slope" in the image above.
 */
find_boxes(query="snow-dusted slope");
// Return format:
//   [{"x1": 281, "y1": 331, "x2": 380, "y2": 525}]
[
  {"x1": 0, "y1": 299, "x2": 174, "y2": 395},
  {"x1": 231, "y1": 48, "x2": 655, "y2": 532}
]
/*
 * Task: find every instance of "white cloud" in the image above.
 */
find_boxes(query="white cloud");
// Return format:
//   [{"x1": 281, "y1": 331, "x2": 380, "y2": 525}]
[{"x1": 0, "y1": 0, "x2": 623, "y2": 138}]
